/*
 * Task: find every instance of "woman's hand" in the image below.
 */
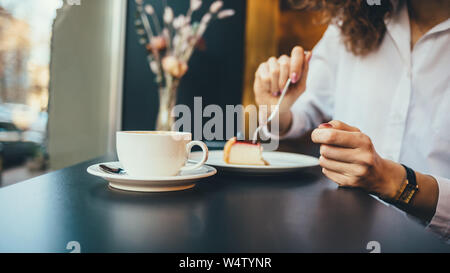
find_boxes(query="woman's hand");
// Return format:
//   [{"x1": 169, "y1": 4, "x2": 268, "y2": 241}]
[
  {"x1": 311, "y1": 120, "x2": 406, "y2": 200},
  {"x1": 254, "y1": 46, "x2": 312, "y2": 135}
]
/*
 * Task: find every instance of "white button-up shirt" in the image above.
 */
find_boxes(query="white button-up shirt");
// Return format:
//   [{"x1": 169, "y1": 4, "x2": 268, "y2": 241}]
[{"x1": 270, "y1": 3, "x2": 450, "y2": 240}]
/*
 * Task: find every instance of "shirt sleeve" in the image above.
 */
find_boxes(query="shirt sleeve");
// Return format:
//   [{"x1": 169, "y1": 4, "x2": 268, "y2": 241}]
[
  {"x1": 262, "y1": 25, "x2": 341, "y2": 139},
  {"x1": 427, "y1": 176, "x2": 450, "y2": 242}
]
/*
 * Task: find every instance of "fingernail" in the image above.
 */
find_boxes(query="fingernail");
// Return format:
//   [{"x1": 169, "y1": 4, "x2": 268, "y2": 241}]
[
  {"x1": 272, "y1": 91, "x2": 279, "y2": 97},
  {"x1": 291, "y1": 73, "x2": 298, "y2": 83},
  {"x1": 319, "y1": 123, "x2": 332, "y2": 128}
]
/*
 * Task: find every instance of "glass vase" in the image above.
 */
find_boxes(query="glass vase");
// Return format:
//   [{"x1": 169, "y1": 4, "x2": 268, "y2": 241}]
[{"x1": 156, "y1": 76, "x2": 180, "y2": 131}]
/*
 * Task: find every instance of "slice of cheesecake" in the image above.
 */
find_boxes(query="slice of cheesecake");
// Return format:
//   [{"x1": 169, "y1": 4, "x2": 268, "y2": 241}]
[{"x1": 223, "y1": 137, "x2": 269, "y2": 166}]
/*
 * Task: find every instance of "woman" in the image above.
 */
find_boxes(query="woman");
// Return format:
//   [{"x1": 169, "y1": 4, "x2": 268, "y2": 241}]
[{"x1": 254, "y1": 0, "x2": 449, "y2": 240}]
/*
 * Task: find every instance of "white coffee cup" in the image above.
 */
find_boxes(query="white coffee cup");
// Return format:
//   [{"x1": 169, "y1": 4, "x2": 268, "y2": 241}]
[{"x1": 116, "y1": 131, "x2": 208, "y2": 178}]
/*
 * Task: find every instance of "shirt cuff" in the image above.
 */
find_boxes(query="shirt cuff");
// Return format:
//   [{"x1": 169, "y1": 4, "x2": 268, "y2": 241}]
[
  {"x1": 427, "y1": 176, "x2": 450, "y2": 242},
  {"x1": 261, "y1": 110, "x2": 309, "y2": 140}
]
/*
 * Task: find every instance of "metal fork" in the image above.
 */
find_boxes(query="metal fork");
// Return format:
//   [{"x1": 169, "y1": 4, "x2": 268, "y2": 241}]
[{"x1": 252, "y1": 77, "x2": 292, "y2": 143}]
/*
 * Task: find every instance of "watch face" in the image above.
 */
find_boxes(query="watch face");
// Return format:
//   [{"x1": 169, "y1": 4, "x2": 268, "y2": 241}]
[{"x1": 399, "y1": 182, "x2": 419, "y2": 204}]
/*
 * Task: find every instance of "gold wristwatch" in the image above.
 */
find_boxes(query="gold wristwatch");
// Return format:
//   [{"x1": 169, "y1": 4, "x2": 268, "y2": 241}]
[{"x1": 393, "y1": 164, "x2": 419, "y2": 204}]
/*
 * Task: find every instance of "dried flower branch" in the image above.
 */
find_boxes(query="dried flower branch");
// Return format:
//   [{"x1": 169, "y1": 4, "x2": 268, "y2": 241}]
[{"x1": 134, "y1": 0, "x2": 234, "y2": 86}]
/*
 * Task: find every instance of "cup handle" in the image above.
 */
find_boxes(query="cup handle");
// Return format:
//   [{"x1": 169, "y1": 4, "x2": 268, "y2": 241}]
[{"x1": 180, "y1": 141, "x2": 209, "y2": 172}]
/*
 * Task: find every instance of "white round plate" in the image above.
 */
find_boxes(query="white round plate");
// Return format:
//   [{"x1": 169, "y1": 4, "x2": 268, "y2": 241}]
[
  {"x1": 189, "y1": 150, "x2": 319, "y2": 174},
  {"x1": 87, "y1": 162, "x2": 217, "y2": 192}
]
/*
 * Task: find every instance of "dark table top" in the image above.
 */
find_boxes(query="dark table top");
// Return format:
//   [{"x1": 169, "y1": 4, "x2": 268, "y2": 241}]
[{"x1": 0, "y1": 155, "x2": 448, "y2": 253}]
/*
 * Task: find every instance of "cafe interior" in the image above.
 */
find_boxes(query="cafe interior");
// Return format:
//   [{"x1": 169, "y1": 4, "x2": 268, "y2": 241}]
[{"x1": 0, "y1": 0, "x2": 448, "y2": 254}]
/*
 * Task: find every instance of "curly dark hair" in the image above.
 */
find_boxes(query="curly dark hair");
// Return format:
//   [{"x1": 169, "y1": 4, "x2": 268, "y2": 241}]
[{"x1": 290, "y1": 0, "x2": 395, "y2": 55}]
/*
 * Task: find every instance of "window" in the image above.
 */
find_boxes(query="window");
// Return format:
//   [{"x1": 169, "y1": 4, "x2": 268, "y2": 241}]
[{"x1": 0, "y1": 0, "x2": 62, "y2": 186}]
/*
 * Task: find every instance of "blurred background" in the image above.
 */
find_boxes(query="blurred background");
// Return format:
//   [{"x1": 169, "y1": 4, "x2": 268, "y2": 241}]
[
  {"x1": 0, "y1": 0, "x2": 326, "y2": 187},
  {"x1": 0, "y1": 0, "x2": 60, "y2": 186}
]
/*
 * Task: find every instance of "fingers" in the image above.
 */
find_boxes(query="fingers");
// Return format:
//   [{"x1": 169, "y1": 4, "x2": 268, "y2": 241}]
[
  {"x1": 255, "y1": 62, "x2": 271, "y2": 96},
  {"x1": 311, "y1": 129, "x2": 364, "y2": 148},
  {"x1": 328, "y1": 120, "x2": 360, "y2": 132},
  {"x1": 254, "y1": 47, "x2": 311, "y2": 110},
  {"x1": 268, "y1": 57, "x2": 280, "y2": 94},
  {"x1": 278, "y1": 55, "x2": 290, "y2": 91},
  {"x1": 320, "y1": 144, "x2": 358, "y2": 164},
  {"x1": 319, "y1": 156, "x2": 354, "y2": 176},
  {"x1": 255, "y1": 47, "x2": 310, "y2": 98},
  {"x1": 320, "y1": 142, "x2": 376, "y2": 166},
  {"x1": 290, "y1": 46, "x2": 305, "y2": 84},
  {"x1": 297, "y1": 51, "x2": 312, "y2": 93},
  {"x1": 319, "y1": 156, "x2": 368, "y2": 178},
  {"x1": 322, "y1": 168, "x2": 354, "y2": 187}
]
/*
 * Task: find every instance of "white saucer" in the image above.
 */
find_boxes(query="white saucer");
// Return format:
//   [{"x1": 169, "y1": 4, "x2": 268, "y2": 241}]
[
  {"x1": 87, "y1": 162, "x2": 217, "y2": 192},
  {"x1": 189, "y1": 151, "x2": 319, "y2": 174}
]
